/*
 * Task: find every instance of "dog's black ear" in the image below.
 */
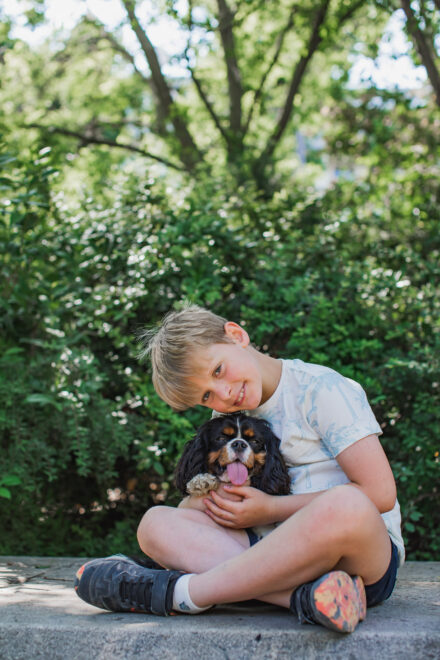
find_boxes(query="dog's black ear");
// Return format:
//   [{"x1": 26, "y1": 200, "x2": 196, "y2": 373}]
[
  {"x1": 252, "y1": 427, "x2": 291, "y2": 495},
  {"x1": 174, "y1": 424, "x2": 212, "y2": 496}
]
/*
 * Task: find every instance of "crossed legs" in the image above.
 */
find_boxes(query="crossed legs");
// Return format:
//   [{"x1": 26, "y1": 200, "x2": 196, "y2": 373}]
[{"x1": 137, "y1": 485, "x2": 392, "y2": 610}]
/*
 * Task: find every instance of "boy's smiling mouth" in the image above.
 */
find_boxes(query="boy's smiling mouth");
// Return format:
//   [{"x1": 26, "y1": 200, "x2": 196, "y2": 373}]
[{"x1": 234, "y1": 384, "x2": 245, "y2": 407}]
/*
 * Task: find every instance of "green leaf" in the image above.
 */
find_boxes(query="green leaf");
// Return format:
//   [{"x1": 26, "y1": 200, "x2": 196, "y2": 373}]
[
  {"x1": 0, "y1": 155, "x2": 17, "y2": 166},
  {"x1": 0, "y1": 488, "x2": 11, "y2": 499},
  {"x1": 153, "y1": 461, "x2": 165, "y2": 476},
  {"x1": 3, "y1": 347, "x2": 25, "y2": 356},
  {"x1": 24, "y1": 394, "x2": 62, "y2": 410},
  {"x1": 0, "y1": 475, "x2": 21, "y2": 487}
]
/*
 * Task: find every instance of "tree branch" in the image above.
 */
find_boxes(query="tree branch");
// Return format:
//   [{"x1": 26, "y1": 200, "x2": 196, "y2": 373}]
[
  {"x1": 184, "y1": 2, "x2": 230, "y2": 146},
  {"x1": 334, "y1": 0, "x2": 367, "y2": 30},
  {"x1": 245, "y1": 0, "x2": 363, "y2": 139},
  {"x1": 255, "y1": 0, "x2": 331, "y2": 174},
  {"x1": 189, "y1": 68, "x2": 231, "y2": 144},
  {"x1": 243, "y1": 3, "x2": 297, "y2": 136},
  {"x1": 216, "y1": 0, "x2": 243, "y2": 138},
  {"x1": 82, "y1": 15, "x2": 150, "y2": 83},
  {"x1": 26, "y1": 123, "x2": 185, "y2": 171},
  {"x1": 121, "y1": 0, "x2": 202, "y2": 170},
  {"x1": 401, "y1": 0, "x2": 440, "y2": 106}
]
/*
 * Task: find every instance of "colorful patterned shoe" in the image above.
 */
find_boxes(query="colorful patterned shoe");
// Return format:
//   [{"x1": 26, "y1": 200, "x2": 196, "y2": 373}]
[
  {"x1": 74, "y1": 554, "x2": 184, "y2": 615},
  {"x1": 352, "y1": 575, "x2": 367, "y2": 621},
  {"x1": 290, "y1": 571, "x2": 366, "y2": 633}
]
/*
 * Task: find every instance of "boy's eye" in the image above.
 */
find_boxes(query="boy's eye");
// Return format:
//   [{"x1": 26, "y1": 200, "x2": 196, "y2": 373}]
[{"x1": 201, "y1": 364, "x2": 222, "y2": 403}]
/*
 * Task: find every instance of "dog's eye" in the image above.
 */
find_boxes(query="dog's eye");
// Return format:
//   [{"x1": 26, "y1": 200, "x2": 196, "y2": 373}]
[
  {"x1": 249, "y1": 436, "x2": 263, "y2": 448},
  {"x1": 222, "y1": 426, "x2": 236, "y2": 436}
]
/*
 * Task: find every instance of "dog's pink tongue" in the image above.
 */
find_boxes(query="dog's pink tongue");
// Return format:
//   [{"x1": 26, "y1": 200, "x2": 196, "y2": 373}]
[{"x1": 227, "y1": 461, "x2": 248, "y2": 486}]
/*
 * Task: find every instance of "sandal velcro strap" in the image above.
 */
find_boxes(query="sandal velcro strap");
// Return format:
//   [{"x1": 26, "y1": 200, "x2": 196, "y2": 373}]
[{"x1": 150, "y1": 569, "x2": 177, "y2": 615}]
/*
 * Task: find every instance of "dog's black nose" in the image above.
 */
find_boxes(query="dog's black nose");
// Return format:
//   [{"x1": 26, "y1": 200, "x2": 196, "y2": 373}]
[{"x1": 231, "y1": 440, "x2": 248, "y2": 452}]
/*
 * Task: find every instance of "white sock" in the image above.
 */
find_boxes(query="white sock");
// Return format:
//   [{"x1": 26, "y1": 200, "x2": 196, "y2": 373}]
[{"x1": 172, "y1": 574, "x2": 211, "y2": 614}]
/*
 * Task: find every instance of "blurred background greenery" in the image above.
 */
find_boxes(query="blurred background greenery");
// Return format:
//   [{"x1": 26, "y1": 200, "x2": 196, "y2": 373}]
[{"x1": 0, "y1": 0, "x2": 439, "y2": 559}]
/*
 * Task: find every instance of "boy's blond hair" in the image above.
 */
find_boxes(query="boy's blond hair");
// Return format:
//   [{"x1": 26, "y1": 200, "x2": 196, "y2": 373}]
[{"x1": 138, "y1": 304, "x2": 233, "y2": 411}]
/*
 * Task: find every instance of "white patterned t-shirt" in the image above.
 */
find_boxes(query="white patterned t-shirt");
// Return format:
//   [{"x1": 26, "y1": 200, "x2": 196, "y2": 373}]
[{"x1": 247, "y1": 359, "x2": 405, "y2": 565}]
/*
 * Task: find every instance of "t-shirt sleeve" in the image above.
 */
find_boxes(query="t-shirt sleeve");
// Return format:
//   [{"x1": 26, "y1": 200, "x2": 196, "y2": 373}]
[{"x1": 306, "y1": 370, "x2": 382, "y2": 457}]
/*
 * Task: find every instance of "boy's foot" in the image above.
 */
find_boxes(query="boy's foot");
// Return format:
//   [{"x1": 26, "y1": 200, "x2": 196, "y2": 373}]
[
  {"x1": 290, "y1": 571, "x2": 367, "y2": 633},
  {"x1": 74, "y1": 554, "x2": 184, "y2": 615}
]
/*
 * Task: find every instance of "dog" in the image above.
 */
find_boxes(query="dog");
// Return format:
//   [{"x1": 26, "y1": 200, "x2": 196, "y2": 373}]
[{"x1": 175, "y1": 412, "x2": 291, "y2": 497}]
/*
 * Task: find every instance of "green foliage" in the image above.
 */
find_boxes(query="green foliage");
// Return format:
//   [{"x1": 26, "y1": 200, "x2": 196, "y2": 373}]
[
  {"x1": 0, "y1": 0, "x2": 395, "y2": 188},
  {"x1": 0, "y1": 474, "x2": 21, "y2": 499},
  {"x1": 0, "y1": 139, "x2": 439, "y2": 558},
  {"x1": 1, "y1": 0, "x2": 439, "y2": 560}
]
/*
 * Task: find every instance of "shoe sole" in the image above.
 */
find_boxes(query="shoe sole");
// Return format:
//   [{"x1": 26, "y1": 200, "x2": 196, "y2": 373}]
[{"x1": 311, "y1": 571, "x2": 366, "y2": 633}]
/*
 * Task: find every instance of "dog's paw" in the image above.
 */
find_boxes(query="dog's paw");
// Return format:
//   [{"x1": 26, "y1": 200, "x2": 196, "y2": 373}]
[{"x1": 186, "y1": 473, "x2": 220, "y2": 496}]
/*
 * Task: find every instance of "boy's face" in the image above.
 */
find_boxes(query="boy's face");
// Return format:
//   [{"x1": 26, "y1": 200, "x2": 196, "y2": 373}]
[{"x1": 187, "y1": 323, "x2": 264, "y2": 413}]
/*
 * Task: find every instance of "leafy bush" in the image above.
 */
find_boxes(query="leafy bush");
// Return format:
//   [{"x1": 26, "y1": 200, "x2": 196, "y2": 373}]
[{"x1": 1, "y1": 147, "x2": 438, "y2": 558}]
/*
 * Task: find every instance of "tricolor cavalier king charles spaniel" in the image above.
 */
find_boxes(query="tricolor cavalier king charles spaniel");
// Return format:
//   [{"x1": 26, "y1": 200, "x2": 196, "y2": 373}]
[{"x1": 175, "y1": 412, "x2": 291, "y2": 497}]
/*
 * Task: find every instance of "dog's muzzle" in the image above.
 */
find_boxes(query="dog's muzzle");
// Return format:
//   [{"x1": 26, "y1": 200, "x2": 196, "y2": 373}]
[{"x1": 225, "y1": 437, "x2": 251, "y2": 485}]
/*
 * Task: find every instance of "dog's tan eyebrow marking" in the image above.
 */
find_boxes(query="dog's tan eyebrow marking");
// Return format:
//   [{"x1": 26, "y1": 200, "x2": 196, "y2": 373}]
[
  {"x1": 243, "y1": 428, "x2": 255, "y2": 438},
  {"x1": 254, "y1": 451, "x2": 266, "y2": 466},
  {"x1": 222, "y1": 426, "x2": 236, "y2": 436},
  {"x1": 208, "y1": 450, "x2": 221, "y2": 466}
]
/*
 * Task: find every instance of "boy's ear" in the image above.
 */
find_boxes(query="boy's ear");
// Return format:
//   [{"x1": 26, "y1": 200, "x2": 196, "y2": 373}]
[{"x1": 224, "y1": 321, "x2": 250, "y2": 347}]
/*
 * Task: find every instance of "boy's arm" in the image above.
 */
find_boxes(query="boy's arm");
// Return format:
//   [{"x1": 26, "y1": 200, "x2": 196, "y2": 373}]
[
  {"x1": 204, "y1": 434, "x2": 396, "y2": 528},
  {"x1": 205, "y1": 486, "x2": 320, "y2": 527},
  {"x1": 335, "y1": 434, "x2": 397, "y2": 512}
]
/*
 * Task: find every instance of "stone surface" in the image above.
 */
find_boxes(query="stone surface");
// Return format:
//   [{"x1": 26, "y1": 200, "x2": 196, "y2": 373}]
[{"x1": 0, "y1": 557, "x2": 439, "y2": 659}]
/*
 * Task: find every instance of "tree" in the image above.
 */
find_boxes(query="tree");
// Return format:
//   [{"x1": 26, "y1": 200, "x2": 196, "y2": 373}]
[
  {"x1": 0, "y1": 1, "x2": 403, "y2": 189},
  {"x1": 5, "y1": 0, "x2": 440, "y2": 189},
  {"x1": 397, "y1": 0, "x2": 440, "y2": 106}
]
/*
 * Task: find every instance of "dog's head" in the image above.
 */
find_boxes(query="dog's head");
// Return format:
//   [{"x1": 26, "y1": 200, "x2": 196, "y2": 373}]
[{"x1": 175, "y1": 412, "x2": 291, "y2": 496}]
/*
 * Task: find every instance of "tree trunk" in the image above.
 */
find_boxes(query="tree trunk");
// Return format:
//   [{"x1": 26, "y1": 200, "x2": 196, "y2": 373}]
[
  {"x1": 401, "y1": 0, "x2": 440, "y2": 107},
  {"x1": 122, "y1": 0, "x2": 202, "y2": 171},
  {"x1": 216, "y1": 0, "x2": 244, "y2": 159},
  {"x1": 253, "y1": 0, "x2": 331, "y2": 188}
]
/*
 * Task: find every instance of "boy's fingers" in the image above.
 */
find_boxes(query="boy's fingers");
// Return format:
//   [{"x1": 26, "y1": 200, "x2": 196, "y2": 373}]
[
  {"x1": 205, "y1": 511, "x2": 236, "y2": 528},
  {"x1": 223, "y1": 485, "x2": 252, "y2": 496},
  {"x1": 210, "y1": 489, "x2": 240, "y2": 508},
  {"x1": 204, "y1": 497, "x2": 236, "y2": 521}
]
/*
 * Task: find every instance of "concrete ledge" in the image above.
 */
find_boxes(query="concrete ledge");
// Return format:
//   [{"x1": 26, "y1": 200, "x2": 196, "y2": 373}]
[{"x1": 0, "y1": 557, "x2": 439, "y2": 659}]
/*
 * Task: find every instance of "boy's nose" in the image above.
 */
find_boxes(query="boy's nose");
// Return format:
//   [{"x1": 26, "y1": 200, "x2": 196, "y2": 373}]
[{"x1": 216, "y1": 383, "x2": 232, "y2": 402}]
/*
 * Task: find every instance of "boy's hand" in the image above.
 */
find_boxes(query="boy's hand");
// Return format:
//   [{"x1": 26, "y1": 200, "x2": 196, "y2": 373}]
[
  {"x1": 177, "y1": 483, "x2": 242, "y2": 512},
  {"x1": 203, "y1": 485, "x2": 275, "y2": 528}
]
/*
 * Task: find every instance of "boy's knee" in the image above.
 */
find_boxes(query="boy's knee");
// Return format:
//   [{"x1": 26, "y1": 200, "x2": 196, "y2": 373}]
[
  {"x1": 137, "y1": 505, "x2": 171, "y2": 555},
  {"x1": 328, "y1": 484, "x2": 372, "y2": 510},
  {"x1": 318, "y1": 485, "x2": 379, "y2": 535}
]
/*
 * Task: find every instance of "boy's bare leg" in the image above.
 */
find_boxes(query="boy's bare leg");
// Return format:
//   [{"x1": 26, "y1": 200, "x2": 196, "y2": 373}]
[
  {"x1": 138, "y1": 505, "x2": 252, "y2": 574},
  {"x1": 138, "y1": 485, "x2": 392, "y2": 609},
  {"x1": 190, "y1": 485, "x2": 391, "y2": 608}
]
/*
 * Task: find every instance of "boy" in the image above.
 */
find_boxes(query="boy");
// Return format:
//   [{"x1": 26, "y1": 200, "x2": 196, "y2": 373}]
[{"x1": 75, "y1": 305, "x2": 404, "y2": 633}]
